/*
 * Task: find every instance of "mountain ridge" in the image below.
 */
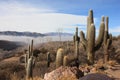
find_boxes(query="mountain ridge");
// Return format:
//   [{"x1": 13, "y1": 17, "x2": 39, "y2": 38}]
[{"x1": 0, "y1": 31, "x2": 73, "y2": 37}]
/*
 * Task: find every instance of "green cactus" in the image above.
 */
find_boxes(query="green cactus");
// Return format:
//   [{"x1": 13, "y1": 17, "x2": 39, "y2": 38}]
[
  {"x1": 73, "y1": 27, "x2": 80, "y2": 59},
  {"x1": 28, "y1": 45, "x2": 31, "y2": 58},
  {"x1": 25, "y1": 40, "x2": 35, "y2": 79},
  {"x1": 103, "y1": 16, "x2": 112, "y2": 63},
  {"x1": 80, "y1": 10, "x2": 105, "y2": 64},
  {"x1": 31, "y1": 39, "x2": 33, "y2": 56},
  {"x1": 63, "y1": 55, "x2": 68, "y2": 66},
  {"x1": 73, "y1": 27, "x2": 80, "y2": 44},
  {"x1": 47, "y1": 52, "x2": 51, "y2": 67},
  {"x1": 56, "y1": 48, "x2": 64, "y2": 68},
  {"x1": 24, "y1": 49, "x2": 28, "y2": 68},
  {"x1": 26, "y1": 57, "x2": 33, "y2": 79}
]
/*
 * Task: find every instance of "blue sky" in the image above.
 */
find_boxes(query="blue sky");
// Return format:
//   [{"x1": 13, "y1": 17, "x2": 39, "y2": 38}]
[{"x1": 0, "y1": 0, "x2": 119, "y2": 36}]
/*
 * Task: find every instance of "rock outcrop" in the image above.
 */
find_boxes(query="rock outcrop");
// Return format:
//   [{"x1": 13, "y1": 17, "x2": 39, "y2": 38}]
[{"x1": 44, "y1": 66, "x2": 84, "y2": 80}]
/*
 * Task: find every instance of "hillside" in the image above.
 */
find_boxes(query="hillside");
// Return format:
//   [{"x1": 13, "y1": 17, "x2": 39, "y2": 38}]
[{"x1": 0, "y1": 40, "x2": 25, "y2": 50}]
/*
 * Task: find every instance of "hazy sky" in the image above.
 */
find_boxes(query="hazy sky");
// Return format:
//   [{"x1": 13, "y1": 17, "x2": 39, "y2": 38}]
[{"x1": 0, "y1": 0, "x2": 119, "y2": 36}]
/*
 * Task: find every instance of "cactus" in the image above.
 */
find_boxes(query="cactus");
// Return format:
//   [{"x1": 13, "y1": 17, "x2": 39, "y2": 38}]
[
  {"x1": 31, "y1": 40, "x2": 33, "y2": 56},
  {"x1": 47, "y1": 52, "x2": 51, "y2": 67},
  {"x1": 73, "y1": 27, "x2": 80, "y2": 59},
  {"x1": 80, "y1": 10, "x2": 105, "y2": 64},
  {"x1": 24, "y1": 49, "x2": 28, "y2": 68},
  {"x1": 28, "y1": 45, "x2": 31, "y2": 58},
  {"x1": 63, "y1": 55, "x2": 68, "y2": 66},
  {"x1": 56, "y1": 48, "x2": 64, "y2": 68},
  {"x1": 25, "y1": 40, "x2": 35, "y2": 79},
  {"x1": 26, "y1": 57, "x2": 33, "y2": 79},
  {"x1": 103, "y1": 17, "x2": 112, "y2": 63}
]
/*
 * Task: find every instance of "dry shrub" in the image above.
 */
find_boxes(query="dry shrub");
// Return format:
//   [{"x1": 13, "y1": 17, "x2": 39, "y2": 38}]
[
  {"x1": 10, "y1": 75, "x2": 43, "y2": 80},
  {"x1": 40, "y1": 48, "x2": 48, "y2": 54},
  {"x1": 0, "y1": 71, "x2": 10, "y2": 80},
  {"x1": 19, "y1": 55, "x2": 25, "y2": 63},
  {"x1": 59, "y1": 76, "x2": 77, "y2": 80},
  {"x1": 0, "y1": 62, "x2": 25, "y2": 80}
]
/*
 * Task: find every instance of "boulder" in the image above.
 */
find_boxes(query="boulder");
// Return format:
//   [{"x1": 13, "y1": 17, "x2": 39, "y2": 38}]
[
  {"x1": 79, "y1": 73, "x2": 112, "y2": 80},
  {"x1": 44, "y1": 66, "x2": 84, "y2": 80}
]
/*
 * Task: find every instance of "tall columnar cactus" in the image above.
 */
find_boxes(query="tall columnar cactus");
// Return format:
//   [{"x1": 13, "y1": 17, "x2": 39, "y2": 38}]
[
  {"x1": 26, "y1": 57, "x2": 33, "y2": 79},
  {"x1": 25, "y1": 40, "x2": 35, "y2": 79},
  {"x1": 47, "y1": 52, "x2": 51, "y2": 67},
  {"x1": 31, "y1": 40, "x2": 33, "y2": 56},
  {"x1": 80, "y1": 10, "x2": 105, "y2": 64},
  {"x1": 104, "y1": 17, "x2": 112, "y2": 63},
  {"x1": 56, "y1": 48, "x2": 64, "y2": 68},
  {"x1": 73, "y1": 27, "x2": 80, "y2": 59}
]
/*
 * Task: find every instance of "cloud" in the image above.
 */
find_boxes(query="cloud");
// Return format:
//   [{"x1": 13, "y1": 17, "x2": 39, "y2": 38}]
[
  {"x1": 109, "y1": 27, "x2": 120, "y2": 33},
  {"x1": 0, "y1": 1, "x2": 55, "y2": 15},
  {"x1": 0, "y1": 1, "x2": 87, "y2": 33}
]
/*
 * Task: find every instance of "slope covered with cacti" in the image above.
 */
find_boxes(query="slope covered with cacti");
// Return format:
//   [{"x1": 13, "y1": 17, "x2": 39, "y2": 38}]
[{"x1": 0, "y1": 10, "x2": 120, "y2": 80}]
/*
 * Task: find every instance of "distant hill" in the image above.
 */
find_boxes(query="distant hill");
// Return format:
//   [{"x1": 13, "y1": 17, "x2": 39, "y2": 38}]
[
  {"x1": 0, "y1": 31, "x2": 73, "y2": 37},
  {"x1": 0, "y1": 40, "x2": 25, "y2": 50},
  {"x1": 0, "y1": 31, "x2": 45, "y2": 37},
  {"x1": 44, "y1": 32, "x2": 73, "y2": 36}
]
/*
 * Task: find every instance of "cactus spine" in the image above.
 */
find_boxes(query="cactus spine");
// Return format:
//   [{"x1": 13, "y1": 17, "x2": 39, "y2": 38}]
[
  {"x1": 80, "y1": 10, "x2": 105, "y2": 64},
  {"x1": 47, "y1": 52, "x2": 51, "y2": 67},
  {"x1": 104, "y1": 17, "x2": 112, "y2": 63},
  {"x1": 73, "y1": 27, "x2": 80, "y2": 59},
  {"x1": 56, "y1": 48, "x2": 64, "y2": 68},
  {"x1": 25, "y1": 40, "x2": 35, "y2": 79}
]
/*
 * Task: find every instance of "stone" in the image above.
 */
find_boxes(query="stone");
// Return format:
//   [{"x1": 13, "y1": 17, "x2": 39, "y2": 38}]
[
  {"x1": 44, "y1": 66, "x2": 84, "y2": 80},
  {"x1": 79, "y1": 73, "x2": 112, "y2": 80}
]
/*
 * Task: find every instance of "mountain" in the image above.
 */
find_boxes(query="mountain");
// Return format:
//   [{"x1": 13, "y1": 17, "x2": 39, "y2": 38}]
[
  {"x1": 44, "y1": 32, "x2": 73, "y2": 36},
  {"x1": 0, "y1": 31, "x2": 45, "y2": 37},
  {"x1": 0, "y1": 31, "x2": 73, "y2": 37}
]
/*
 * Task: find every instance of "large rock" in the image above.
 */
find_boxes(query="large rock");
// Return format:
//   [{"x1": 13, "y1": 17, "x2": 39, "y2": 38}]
[
  {"x1": 44, "y1": 66, "x2": 84, "y2": 80},
  {"x1": 79, "y1": 73, "x2": 112, "y2": 80}
]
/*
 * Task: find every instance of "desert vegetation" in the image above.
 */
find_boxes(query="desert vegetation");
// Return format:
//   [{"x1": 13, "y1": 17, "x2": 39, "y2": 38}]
[{"x1": 0, "y1": 10, "x2": 120, "y2": 80}]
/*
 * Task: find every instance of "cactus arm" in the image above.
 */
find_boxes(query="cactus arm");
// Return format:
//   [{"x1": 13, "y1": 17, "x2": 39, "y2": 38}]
[
  {"x1": 31, "y1": 40, "x2": 33, "y2": 56},
  {"x1": 87, "y1": 10, "x2": 94, "y2": 40},
  {"x1": 80, "y1": 31, "x2": 87, "y2": 48},
  {"x1": 73, "y1": 35, "x2": 75, "y2": 44},
  {"x1": 106, "y1": 34, "x2": 112, "y2": 49},
  {"x1": 103, "y1": 16, "x2": 112, "y2": 63},
  {"x1": 106, "y1": 39, "x2": 110, "y2": 49},
  {"x1": 95, "y1": 22, "x2": 105, "y2": 50},
  {"x1": 25, "y1": 54, "x2": 28, "y2": 68},
  {"x1": 89, "y1": 10, "x2": 94, "y2": 24},
  {"x1": 87, "y1": 16, "x2": 90, "y2": 40},
  {"x1": 108, "y1": 34, "x2": 112, "y2": 46},
  {"x1": 81, "y1": 43, "x2": 86, "y2": 51},
  {"x1": 28, "y1": 45, "x2": 31, "y2": 58},
  {"x1": 87, "y1": 24, "x2": 95, "y2": 64},
  {"x1": 105, "y1": 16, "x2": 109, "y2": 31}
]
